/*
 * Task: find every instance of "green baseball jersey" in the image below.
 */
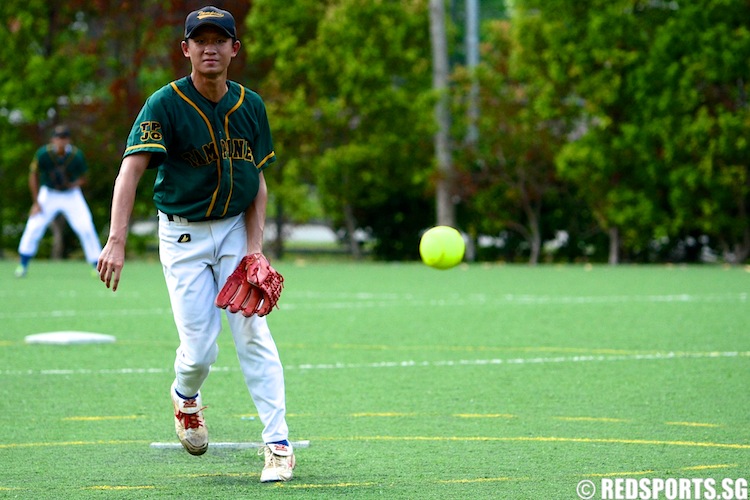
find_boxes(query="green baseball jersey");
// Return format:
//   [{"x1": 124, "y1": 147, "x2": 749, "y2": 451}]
[
  {"x1": 31, "y1": 144, "x2": 88, "y2": 191},
  {"x1": 124, "y1": 76, "x2": 276, "y2": 221}
]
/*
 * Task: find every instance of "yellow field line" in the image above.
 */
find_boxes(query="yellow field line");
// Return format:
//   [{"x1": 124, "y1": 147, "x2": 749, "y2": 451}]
[
  {"x1": 682, "y1": 463, "x2": 738, "y2": 471},
  {"x1": 350, "y1": 412, "x2": 418, "y2": 417},
  {"x1": 63, "y1": 415, "x2": 141, "y2": 421},
  {"x1": 0, "y1": 440, "x2": 147, "y2": 449},
  {"x1": 555, "y1": 416, "x2": 631, "y2": 423},
  {"x1": 586, "y1": 470, "x2": 655, "y2": 477},
  {"x1": 583, "y1": 463, "x2": 738, "y2": 478},
  {"x1": 454, "y1": 413, "x2": 516, "y2": 419},
  {"x1": 55, "y1": 412, "x2": 725, "y2": 430},
  {"x1": 437, "y1": 476, "x2": 530, "y2": 484},
  {"x1": 179, "y1": 472, "x2": 255, "y2": 478},
  {"x1": 83, "y1": 486, "x2": 156, "y2": 491},
  {"x1": 665, "y1": 421, "x2": 721, "y2": 428},
  {"x1": 284, "y1": 482, "x2": 379, "y2": 489},
  {"x1": 324, "y1": 435, "x2": 750, "y2": 450}
]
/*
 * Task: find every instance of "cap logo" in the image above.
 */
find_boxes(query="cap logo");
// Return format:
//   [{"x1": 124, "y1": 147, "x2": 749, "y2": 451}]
[
  {"x1": 197, "y1": 11, "x2": 224, "y2": 20},
  {"x1": 185, "y1": 7, "x2": 236, "y2": 39}
]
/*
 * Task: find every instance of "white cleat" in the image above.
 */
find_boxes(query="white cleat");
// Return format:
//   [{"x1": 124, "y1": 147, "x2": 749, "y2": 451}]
[
  {"x1": 171, "y1": 384, "x2": 208, "y2": 456},
  {"x1": 259, "y1": 443, "x2": 295, "y2": 482}
]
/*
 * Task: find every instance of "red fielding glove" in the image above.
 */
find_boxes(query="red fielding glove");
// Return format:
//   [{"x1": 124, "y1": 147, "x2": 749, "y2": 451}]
[{"x1": 215, "y1": 253, "x2": 284, "y2": 317}]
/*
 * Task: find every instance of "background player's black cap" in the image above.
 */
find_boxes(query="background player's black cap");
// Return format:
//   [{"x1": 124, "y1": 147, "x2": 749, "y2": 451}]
[
  {"x1": 184, "y1": 6, "x2": 237, "y2": 39},
  {"x1": 52, "y1": 125, "x2": 70, "y2": 138}
]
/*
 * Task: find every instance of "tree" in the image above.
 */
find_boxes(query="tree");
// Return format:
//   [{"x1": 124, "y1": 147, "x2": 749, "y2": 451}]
[
  {"x1": 452, "y1": 19, "x2": 566, "y2": 264},
  {"x1": 0, "y1": 1, "x2": 255, "y2": 259},
  {"x1": 512, "y1": 0, "x2": 750, "y2": 264},
  {"x1": 248, "y1": 0, "x2": 435, "y2": 260},
  {"x1": 0, "y1": 1, "x2": 100, "y2": 258},
  {"x1": 632, "y1": 2, "x2": 750, "y2": 263},
  {"x1": 512, "y1": 1, "x2": 667, "y2": 264}
]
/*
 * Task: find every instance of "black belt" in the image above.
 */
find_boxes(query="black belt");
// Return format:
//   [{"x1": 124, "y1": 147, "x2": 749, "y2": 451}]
[{"x1": 159, "y1": 211, "x2": 190, "y2": 223}]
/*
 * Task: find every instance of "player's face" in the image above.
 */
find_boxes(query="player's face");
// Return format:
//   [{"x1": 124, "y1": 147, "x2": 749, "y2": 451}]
[
  {"x1": 51, "y1": 135, "x2": 70, "y2": 155},
  {"x1": 182, "y1": 26, "x2": 240, "y2": 77}
]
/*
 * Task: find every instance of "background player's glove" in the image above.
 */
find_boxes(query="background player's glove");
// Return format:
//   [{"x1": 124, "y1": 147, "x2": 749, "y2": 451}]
[
  {"x1": 51, "y1": 168, "x2": 70, "y2": 190},
  {"x1": 215, "y1": 253, "x2": 284, "y2": 317}
]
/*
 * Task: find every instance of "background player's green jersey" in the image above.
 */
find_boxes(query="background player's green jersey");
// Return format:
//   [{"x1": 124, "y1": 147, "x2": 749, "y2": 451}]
[
  {"x1": 32, "y1": 145, "x2": 87, "y2": 191},
  {"x1": 124, "y1": 76, "x2": 276, "y2": 221}
]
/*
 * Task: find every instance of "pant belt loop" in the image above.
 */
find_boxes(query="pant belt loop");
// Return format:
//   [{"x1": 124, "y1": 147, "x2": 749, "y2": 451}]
[{"x1": 159, "y1": 210, "x2": 176, "y2": 222}]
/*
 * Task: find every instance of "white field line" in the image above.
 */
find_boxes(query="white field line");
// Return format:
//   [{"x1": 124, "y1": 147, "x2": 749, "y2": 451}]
[
  {"x1": 2, "y1": 350, "x2": 747, "y2": 377},
  {"x1": 0, "y1": 308, "x2": 173, "y2": 320},
  {"x1": 0, "y1": 292, "x2": 747, "y2": 320},
  {"x1": 279, "y1": 292, "x2": 750, "y2": 310}
]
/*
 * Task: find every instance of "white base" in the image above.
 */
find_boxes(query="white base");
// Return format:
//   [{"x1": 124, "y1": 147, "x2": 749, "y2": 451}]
[
  {"x1": 25, "y1": 331, "x2": 116, "y2": 345},
  {"x1": 150, "y1": 440, "x2": 310, "y2": 450}
]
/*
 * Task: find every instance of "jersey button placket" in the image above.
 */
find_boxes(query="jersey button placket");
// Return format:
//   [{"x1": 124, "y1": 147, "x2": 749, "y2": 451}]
[{"x1": 214, "y1": 114, "x2": 231, "y2": 217}]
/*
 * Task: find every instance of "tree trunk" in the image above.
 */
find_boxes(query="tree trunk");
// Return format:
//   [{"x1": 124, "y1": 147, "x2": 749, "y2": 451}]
[
  {"x1": 529, "y1": 219, "x2": 541, "y2": 266},
  {"x1": 464, "y1": 0, "x2": 480, "y2": 147},
  {"x1": 271, "y1": 197, "x2": 285, "y2": 261},
  {"x1": 0, "y1": 162, "x2": 4, "y2": 259},
  {"x1": 722, "y1": 227, "x2": 750, "y2": 264},
  {"x1": 429, "y1": 0, "x2": 455, "y2": 228},
  {"x1": 738, "y1": 225, "x2": 750, "y2": 263},
  {"x1": 51, "y1": 215, "x2": 65, "y2": 260},
  {"x1": 344, "y1": 202, "x2": 361, "y2": 260},
  {"x1": 608, "y1": 226, "x2": 620, "y2": 265}
]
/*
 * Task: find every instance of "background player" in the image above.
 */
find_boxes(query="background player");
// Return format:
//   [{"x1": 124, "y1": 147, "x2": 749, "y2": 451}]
[
  {"x1": 96, "y1": 6, "x2": 295, "y2": 482},
  {"x1": 15, "y1": 124, "x2": 102, "y2": 278}
]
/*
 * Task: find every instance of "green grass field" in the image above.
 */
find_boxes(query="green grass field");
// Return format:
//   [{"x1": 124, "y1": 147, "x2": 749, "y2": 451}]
[{"x1": 1, "y1": 260, "x2": 749, "y2": 499}]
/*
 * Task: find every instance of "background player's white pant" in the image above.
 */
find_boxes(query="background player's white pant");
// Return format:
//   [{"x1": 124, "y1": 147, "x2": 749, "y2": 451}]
[
  {"x1": 18, "y1": 185, "x2": 102, "y2": 263},
  {"x1": 158, "y1": 212, "x2": 289, "y2": 444}
]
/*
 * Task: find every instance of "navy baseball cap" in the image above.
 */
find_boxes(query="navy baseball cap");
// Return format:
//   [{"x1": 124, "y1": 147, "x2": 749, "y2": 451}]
[
  {"x1": 52, "y1": 125, "x2": 70, "y2": 138},
  {"x1": 184, "y1": 6, "x2": 236, "y2": 39}
]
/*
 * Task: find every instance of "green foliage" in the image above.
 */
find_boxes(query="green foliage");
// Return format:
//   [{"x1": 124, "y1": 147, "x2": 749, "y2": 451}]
[
  {"x1": 0, "y1": 3, "x2": 97, "y2": 123},
  {"x1": 0, "y1": 1, "x2": 99, "y2": 253},
  {"x1": 1, "y1": 0, "x2": 749, "y2": 264},
  {"x1": 248, "y1": 0, "x2": 435, "y2": 260},
  {"x1": 513, "y1": 0, "x2": 750, "y2": 263},
  {"x1": 632, "y1": 2, "x2": 750, "y2": 260},
  {"x1": 452, "y1": 18, "x2": 568, "y2": 263}
]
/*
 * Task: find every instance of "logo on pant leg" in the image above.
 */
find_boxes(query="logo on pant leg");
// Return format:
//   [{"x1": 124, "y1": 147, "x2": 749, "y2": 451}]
[{"x1": 177, "y1": 234, "x2": 192, "y2": 243}]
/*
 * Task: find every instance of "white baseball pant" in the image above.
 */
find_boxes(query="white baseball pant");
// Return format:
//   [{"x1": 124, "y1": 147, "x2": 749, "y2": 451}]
[
  {"x1": 17, "y1": 185, "x2": 102, "y2": 263},
  {"x1": 158, "y1": 211, "x2": 289, "y2": 444}
]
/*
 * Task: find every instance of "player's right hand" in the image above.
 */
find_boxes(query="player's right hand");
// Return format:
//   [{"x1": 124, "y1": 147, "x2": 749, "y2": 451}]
[{"x1": 97, "y1": 241, "x2": 125, "y2": 292}]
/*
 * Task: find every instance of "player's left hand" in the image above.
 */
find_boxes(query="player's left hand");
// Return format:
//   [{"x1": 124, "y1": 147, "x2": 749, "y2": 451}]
[{"x1": 216, "y1": 253, "x2": 284, "y2": 317}]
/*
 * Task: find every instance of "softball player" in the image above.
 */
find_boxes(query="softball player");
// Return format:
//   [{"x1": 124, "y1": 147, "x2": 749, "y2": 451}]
[
  {"x1": 97, "y1": 6, "x2": 294, "y2": 482},
  {"x1": 15, "y1": 125, "x2": 102, "y2": 278}
]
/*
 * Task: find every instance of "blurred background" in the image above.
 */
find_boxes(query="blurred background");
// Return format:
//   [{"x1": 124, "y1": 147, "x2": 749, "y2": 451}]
[{"x1": 0, "y1": 0, "x2": 747, "y2": 265}]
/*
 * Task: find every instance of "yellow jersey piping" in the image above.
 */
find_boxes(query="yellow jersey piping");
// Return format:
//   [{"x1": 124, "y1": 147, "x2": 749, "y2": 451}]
[
  {"x1": 256, "y1": 151, "x2": 275, "y2": 170},
  {"x1": 170, "y1": 81, "x2": 222, "y2": 218},
  {"x1": 222, "y1": 84, "x2": 245, "y2": 217},
  {"x1": 124, "y1": 143, "x2": 167, "y2": 154}
]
